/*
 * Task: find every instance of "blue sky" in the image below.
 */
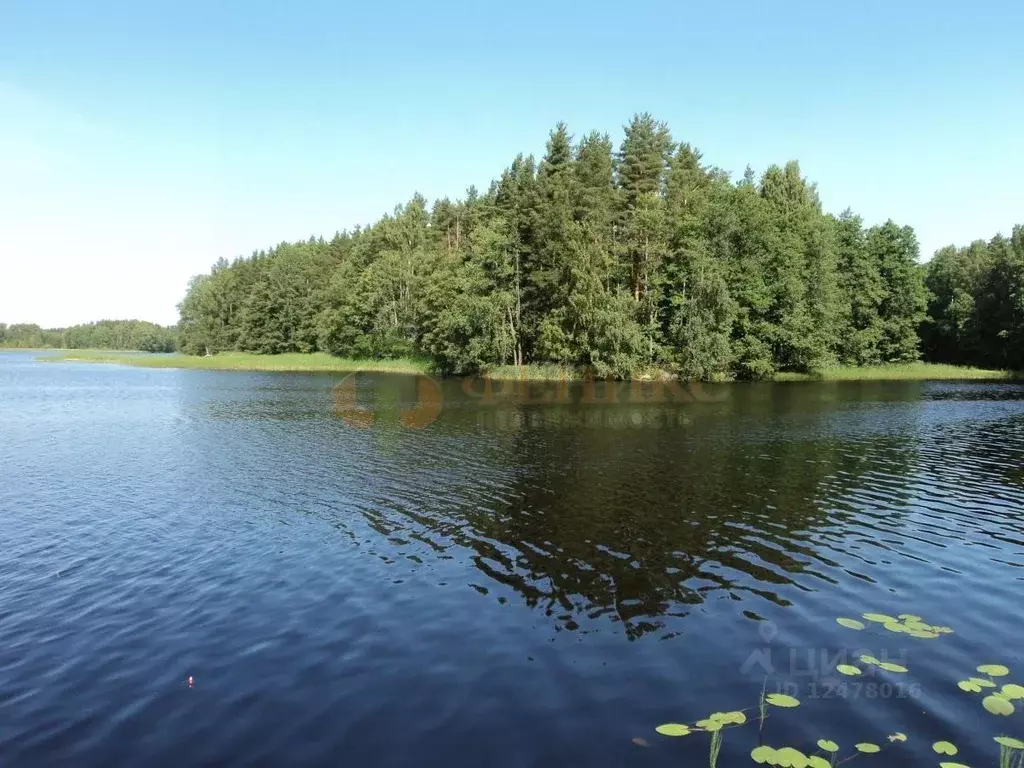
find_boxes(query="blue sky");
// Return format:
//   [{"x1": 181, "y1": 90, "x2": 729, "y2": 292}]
[{"x1": 2, "y1": 0, "x2": 1022, "y2": 326}]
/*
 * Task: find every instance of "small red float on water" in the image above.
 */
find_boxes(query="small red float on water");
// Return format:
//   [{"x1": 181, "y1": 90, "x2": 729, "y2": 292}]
[{"x1": 188, "y1": 676, "x2": 194, "y2": 688}]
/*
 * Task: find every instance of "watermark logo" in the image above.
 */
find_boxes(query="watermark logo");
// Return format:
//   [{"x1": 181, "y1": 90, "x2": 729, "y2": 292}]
[
  {"x1": 741, "y1": 620, "x2": 922, "y2": 701},
  {"x1": 331, "y1": 367, "x2": 729, "y2": 429},
  {"x1": 332, "y1": 371, "x2": 443, "y2": 429}
]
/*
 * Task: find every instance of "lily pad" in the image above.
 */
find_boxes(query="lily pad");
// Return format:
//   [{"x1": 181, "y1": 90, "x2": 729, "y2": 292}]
[
  {"x1": 979, "y1": 664, "x2": 1011, "y2": 677},
  {"x1": 855, "y1": 743, "x2": 881, "y2": 753},
  {"x1": 878, "y1": 661, "x2": 908, "y2": 673},
  {"x1": 766, "y1": 693, "x2": 801, "y2": 708},
  {"x1": 859, "y1": 655, "x2": 881, "y2": 665},
  {"x1": 959, "y1": 680, "x2": 983, "y2": 693},
  {"x1": 898, "y1": 613, "x2": 921, "y2": 621},
  {"x1": 710, "y1": 710, "x2": 747, "y2": 725},
  {"x1": 994, "y1": 736, "x2": 1024, "y2": 749},
  {"x1": 882, "y1": 621, "x2": 907, "y2": 633},
  {"x1": 1001, "y1": 684, "x2": 1024, "y2": 700},
  {"x1": 863, "y1": 613, "x2": 897, "y2": 623},
  {"x1": 836, "y1": 664, "x2": 862, "y2": 676},
  {"x1": 907, "y1": 629, "x2": 940, "y2": 639},
  {"x1": 655, "y1": 723, "x2": 691, "y2": 736},
  {"x1": 888, "y1": 732, "x2": 907, "y2": 743},
  {"x1": 807, "y1": 757, "x2": 830, "y2": 768},
  {"x1": 968, "y1": 677, "x2": 996, "y2": 688},
  {"x1": 751, "y1": 745, "x2": 778, "y2": 764},
  {"x1": 933, "y1": 741, "x2": 958, "y2": 755},
  {"x1": 983, "y1": 695, "x2": 1016, "y2": 716},
  {"x1": 837, "y1": 617, "x2": 866, "y2": 630},
  {"x1": 938, "y1": 764, "x2": 971, "y2": 768},
  {"x1": 695, "y1": 718, "x2": 723, "y2": 732},
  {"x1": 817, "y1": 739, "x2": 839, "y2": 752},
  {"x1": 775, "y1": 746, "x2": 810, "y2": 767}
]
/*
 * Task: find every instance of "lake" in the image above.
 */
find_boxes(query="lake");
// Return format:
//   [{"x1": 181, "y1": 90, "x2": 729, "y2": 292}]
[{"x1": 1, "y1": 350, "x2": 1022, "y2": 766}]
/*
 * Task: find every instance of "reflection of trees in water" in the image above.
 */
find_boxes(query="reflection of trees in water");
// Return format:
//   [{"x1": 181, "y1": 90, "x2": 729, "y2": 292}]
[{"x1": 348, "y1": 379, "x2": 923, "y2": 640}]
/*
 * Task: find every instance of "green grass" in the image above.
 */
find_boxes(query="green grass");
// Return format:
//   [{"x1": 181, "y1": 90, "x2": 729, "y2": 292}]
[
  {"x1": 485, "y1": 363, "x2": 584, "y2": 381},
  {"x1": 40, "y1": 350, "x2": 430, "y2": 374},
  {"x1": 41, "y1": 352, "x2": 1019, "y2": 382},
  {"x1": 773, "y1": 362, "x2": 1018, "y2": 381},
  {"x1": 484, "y1": 363, "x2": 679, "y2": 381}
]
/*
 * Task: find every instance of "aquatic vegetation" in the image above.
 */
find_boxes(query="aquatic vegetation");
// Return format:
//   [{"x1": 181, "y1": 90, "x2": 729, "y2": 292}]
[
  {"x1": 765, "y1": 694, "x2": 801, "y2": 708},
  {"x1": 652, "y1": 611, "x2": 1019, "y2": 765},
  {"x1": 960, "y1": 663, "x2": 1020, "y2": 717},
  {"x1": 996, "y1": 736, "x2": 1024, "y2": 768},
  {"x1": 750, "y1": 744, "x2": 831, "y2": 767},
  {"x1": 985, "y1": 696, "x2": 1017, "y2": 716},
  {"x1": 981, "y1": 666, "x2": 1012, "y2": 678},
  {"x1": 836, "y1": 617, "x2": 865, "y2": 630},
  {"x1": 856, "y1": 611, "x2": 953, "y2": 639},
  {"x1": 655, "y1": 723, "x2": 691, "y2": 736},
  {"x1": 994, "y1": 737, "x2": 1024, "y2": 749},
  {"x1": 657, "y1": 710, "x2": 752, "y2": 766}
]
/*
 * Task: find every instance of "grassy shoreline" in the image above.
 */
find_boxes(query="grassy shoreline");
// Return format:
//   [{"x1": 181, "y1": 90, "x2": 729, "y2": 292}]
[
  {"x1": 39, "y1": 350, "x2": 431, "y2": 374},
  {"x1": 38, "y1": 351, "x2": 1019, "y2": 382},
  {"x1": 774, "y1": 362, "x2": 1017, "y2": 381}
]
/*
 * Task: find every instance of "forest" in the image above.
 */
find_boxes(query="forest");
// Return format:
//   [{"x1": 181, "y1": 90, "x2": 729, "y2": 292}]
[
  {"x1": 0, "y1": 320, "x2": 177, "y2": 352},
  {"x1": 8, "y1": 115, "x2": 1021, "y2": 378},
  {"x1": 173, "y1": 115, "x2": 1023, "y2": 379}
]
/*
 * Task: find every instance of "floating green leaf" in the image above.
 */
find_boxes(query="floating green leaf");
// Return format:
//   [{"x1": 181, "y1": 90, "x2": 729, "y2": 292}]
[
  {"x1": 807, "y1": 757, "x2": 830, "y2": 768},
  {"x1": 960, "y1": 680, "x2": 983, "y2": 693},
  {"x1": 711, "y1": 711, "x2": 747, "y2": 725},
  {"x1": 775, "y1": 746, "x2": 810, "y2": 767},
  {"x1": 859, "y1": 655, "x2": 881, "y2": 665},
  {"x1": 836, "y1": 664, "x2": 862, "y2": 676},
  {"x1": 888, "y1": 732, "x2": 907, "y2": 743},
  {"x1": 837, "y1": 617, "x2": 866, "y2": 630},
  {"x1": 855, "y1": 743, "x2": 881, "y2": 753},
  {"x1": 878, "y1": 661, "x2": 908, "y2": 673},
  {"x1": 898, "y1": 613, "x2": 921, "y2": 621},
  {"x1": 817, "y1": 739, "x2": 839, "y2": 752},
  {"x1": 994, "y1": 736, "x2": 1024, "y2": 749},
  {"x1": 1001, "y1": 684, "x2": 1024, "y2": 700},
  {"x1": 968, "y1": 677, "x2": 997, "y2": 688},
  {"x1": 765, "y1": 693, "x2": 801, "y2": 708},
  {"x1": 750, "y1": 745, "x2": 778, "y2": 764},
  {"x1": 695, "y1": 718, "x2": 724, "y2": 732},
  {"x1": 883, "y1": 621, "x2": 907, "y2": 633},
  {"x1": 655, "y1": 723, "x2": 691, "y2": 736},
  {"x1": 984, "y1": 695, "x2": 1016, "y2": 716},
  {"x1": 863, "y1": 613, "x2": 897, "y2": 623},
  {"x1": 907, "y1": 629, "x2": 940, "y2": 639},
  {"x1": 938, "y1": 763, "x2": 971, "y2": 768},
  {"x1": 933, "y1": 741, "x2": 958, "y2": 755},
  {"x1": 979, "y1": 664, "x2": 1011, "y2": 677}
]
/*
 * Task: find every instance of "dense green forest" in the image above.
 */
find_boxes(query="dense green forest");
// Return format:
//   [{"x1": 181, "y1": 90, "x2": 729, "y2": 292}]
[
  {"x1": 175, "y1": 114, "x2": 1021, "y2": 379},
  {"x1": 9, "y1": 115, "x2": 1018, "y2": 379},
  {"x1": 0, "y1": 320, "x2": 177, "y2": 352},
  {"x1": 923, "y1": 231, "x2": 1024, "y2": 371}
]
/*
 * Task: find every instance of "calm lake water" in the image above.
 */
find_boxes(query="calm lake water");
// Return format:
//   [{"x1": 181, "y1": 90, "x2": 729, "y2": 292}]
[{"x1": 2, "y1": 351, "x2": 1023, "y2": 766}]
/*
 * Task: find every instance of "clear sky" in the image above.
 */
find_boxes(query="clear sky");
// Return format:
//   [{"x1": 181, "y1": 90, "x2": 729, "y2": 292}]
[{"x1": 1, "y1": 0, "x2": 1022, "y2": 327}]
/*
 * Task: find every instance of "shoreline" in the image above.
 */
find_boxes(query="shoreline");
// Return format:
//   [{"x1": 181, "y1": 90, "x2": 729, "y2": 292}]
[{"x1": 34, "y1": 351, "x2": 1019, "y2": 382}]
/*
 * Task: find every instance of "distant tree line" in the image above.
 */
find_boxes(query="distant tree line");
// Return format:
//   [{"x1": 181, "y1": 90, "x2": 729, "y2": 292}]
[
  {"x1": 0, "y1": 320, "x2": 177, "y2": 352},
  {"x1": 922, "y1": 229, "x2": 1024, "y2": 371}
]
